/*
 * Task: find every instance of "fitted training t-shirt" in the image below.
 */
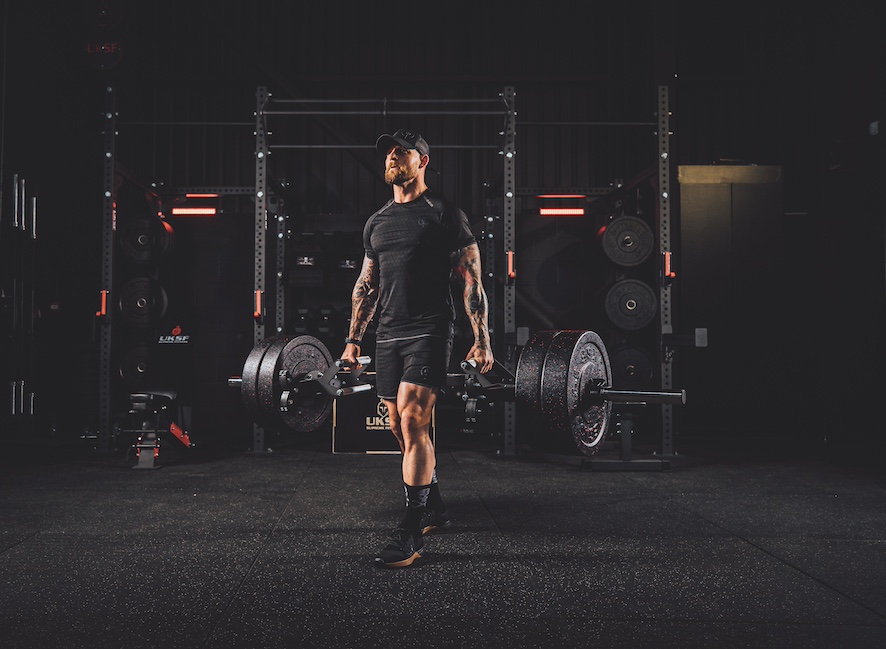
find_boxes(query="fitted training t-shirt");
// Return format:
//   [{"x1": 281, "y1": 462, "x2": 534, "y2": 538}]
[{"x1": 363, "y1": 191, "x2": 476, "y2": 341}]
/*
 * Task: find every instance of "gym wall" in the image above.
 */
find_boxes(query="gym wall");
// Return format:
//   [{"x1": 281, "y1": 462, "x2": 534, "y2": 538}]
[{"x1": 1, "y1": 1, "x2": 882, "y2": 450}]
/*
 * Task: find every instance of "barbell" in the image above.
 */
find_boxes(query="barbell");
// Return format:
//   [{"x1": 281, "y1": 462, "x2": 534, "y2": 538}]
[{"x1": 228, "y1": 330, "x2": 686, "y2": 456}]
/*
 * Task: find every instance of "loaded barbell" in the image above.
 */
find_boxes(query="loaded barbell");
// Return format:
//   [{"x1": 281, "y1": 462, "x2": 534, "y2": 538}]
[{"x1": 228, "y1": 330, "x2": 686, "y2": 457}]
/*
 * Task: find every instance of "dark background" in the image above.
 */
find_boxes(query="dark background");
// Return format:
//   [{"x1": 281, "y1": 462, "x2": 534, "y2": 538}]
[{"x1": 1, "y1": 1, "x2": 883, "y2": 457}]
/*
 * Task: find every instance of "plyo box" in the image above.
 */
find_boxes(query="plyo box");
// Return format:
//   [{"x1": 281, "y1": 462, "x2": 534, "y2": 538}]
[{"x1": 332, "y1": 384, "x2": 435, "y2": 454}]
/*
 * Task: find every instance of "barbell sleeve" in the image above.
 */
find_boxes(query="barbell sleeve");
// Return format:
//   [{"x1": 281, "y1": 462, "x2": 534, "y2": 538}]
[{"x1": 591, "y1": 387, "x2": 686, "y2": 405}]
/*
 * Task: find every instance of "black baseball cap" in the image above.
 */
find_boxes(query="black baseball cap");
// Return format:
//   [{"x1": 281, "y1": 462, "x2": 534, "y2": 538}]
[{"x1": 375, "y1": 129, "x2": 430, "y2": 156}]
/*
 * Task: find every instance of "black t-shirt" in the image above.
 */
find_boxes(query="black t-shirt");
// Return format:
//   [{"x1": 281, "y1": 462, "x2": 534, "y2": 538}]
[{"x1": 364, "y1": 191, "x2": 476, "y2": 340}]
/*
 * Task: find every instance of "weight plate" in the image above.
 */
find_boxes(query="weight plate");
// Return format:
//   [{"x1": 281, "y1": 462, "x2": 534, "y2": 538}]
[
  {"x1": 118, "y1": 217, "x2": 174, "y2": 266},
  {"x1": 240, "y1": 335, "x2": 281, "y2": 427},
  {"x1": 566, "y1": 331, "x2": 612, "y2": 455},
  {"x1": 604, "y1": 279, "x2": 657, "y2": 331},
  {"x1": 516, "y1": 330, "x2": 558, "y2": 451},
  {"x1": 253, "y1": 336, "x2": 292, "y2": 430},
  {"x1": 117, "y1": 277, "x2": 169, "y2": 328},
  {"x1": 256, "y1": 335, "x2": 334, "y2": 433},
  {"x1": 539, "y1": 330, "x2": 612, "y2": 456},
  {"x1": 610, "y1": 344, "x2": 654, "y2": 390},
  {"x1": 601, "y1": 216, "x2": 654, "y2": 267},
  {"x1": 118, "y1": 343, "x2": 152, "y2": 389},
  {"x1": 515, "y1": 329, "x2": 558, "y2": 418},
  {"x1": 277, "y1": 336, "x2": 334, "y2": 432}
]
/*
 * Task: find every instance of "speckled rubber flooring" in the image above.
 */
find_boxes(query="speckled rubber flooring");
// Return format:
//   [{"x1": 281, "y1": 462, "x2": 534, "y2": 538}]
[{"x1": 1, "y1": 432, "x2": 885, "y2": 649}]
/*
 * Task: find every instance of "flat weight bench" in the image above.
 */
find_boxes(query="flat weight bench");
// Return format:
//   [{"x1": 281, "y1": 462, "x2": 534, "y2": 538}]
[{"x1": 124, "y1": 391, "x2": 193, "y2": 469}]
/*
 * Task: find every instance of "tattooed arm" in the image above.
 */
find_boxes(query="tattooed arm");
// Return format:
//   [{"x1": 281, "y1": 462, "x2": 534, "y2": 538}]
[
  {"x1": 341, "y1": 255, "x2": 379, "y2": 365},
  {"x1": 451, "y1": 242, "x2": 495, "y2": 373}
]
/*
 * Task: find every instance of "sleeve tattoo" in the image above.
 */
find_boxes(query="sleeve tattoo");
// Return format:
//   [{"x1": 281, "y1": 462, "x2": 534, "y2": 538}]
[
  {"x1": 349, "y1": 256, "x2": 379, "y2": 340},
  {"x1": 451, "y1": 243, "x2": 491, "y2": 350}
]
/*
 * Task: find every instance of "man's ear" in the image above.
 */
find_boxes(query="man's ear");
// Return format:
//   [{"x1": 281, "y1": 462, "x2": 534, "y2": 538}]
[{"x1": 419, "y1": 154, "x2": 429, "y2": 169}]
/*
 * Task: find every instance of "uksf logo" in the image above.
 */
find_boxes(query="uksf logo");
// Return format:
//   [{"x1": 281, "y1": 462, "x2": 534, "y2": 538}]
[
  {"x1": 365, "y1": 400, "x2": 390, "y2": 430},
  {"x1": 158, "y1": 325, "x2": 190, "y2": 344}
]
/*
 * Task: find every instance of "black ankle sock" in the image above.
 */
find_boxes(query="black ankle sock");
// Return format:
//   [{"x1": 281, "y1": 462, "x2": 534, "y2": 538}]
[
  {"x1": 404, "y1": 483, "x2": 431, "y2": 508},
  {"x1": 401, "y1": 483, "x2": 431, "y2": 533},
  {"x1": 428, "y1": 470, "x2": 446, "y2": 513}
]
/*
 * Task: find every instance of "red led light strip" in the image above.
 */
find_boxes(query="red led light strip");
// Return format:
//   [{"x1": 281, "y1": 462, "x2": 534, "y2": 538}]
[
  {"x1": 539, "y1": 207, "x2": 585, "y2": 216},
  {"x1": 171, "y1": 207, "x2": 217, "y2": 216}
]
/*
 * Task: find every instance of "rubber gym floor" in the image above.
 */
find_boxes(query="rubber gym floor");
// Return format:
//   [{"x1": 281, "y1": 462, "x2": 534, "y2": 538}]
[{"x1": 1, "y1": 429, "x2": 885, "y2": 649}]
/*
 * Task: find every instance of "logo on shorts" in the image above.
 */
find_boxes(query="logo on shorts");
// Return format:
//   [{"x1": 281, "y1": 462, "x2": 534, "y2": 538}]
[{"x1": 420, "y1": 366, "x2": 430, "y2": 379}]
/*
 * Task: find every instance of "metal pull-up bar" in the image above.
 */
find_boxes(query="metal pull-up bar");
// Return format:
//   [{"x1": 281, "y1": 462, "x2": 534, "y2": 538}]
[
  {"x1": 263, "y1": 95, "x2": 510, "y2": 117},
  {"x1": 268, "y1": 144, "x2": 501, "y2": 149},
  {"x1": 519, "y1": 120, "x2": 656, "y2": 127},
  {"x1": 264, "y1": 110, "x2": 507, "y2": 116}
]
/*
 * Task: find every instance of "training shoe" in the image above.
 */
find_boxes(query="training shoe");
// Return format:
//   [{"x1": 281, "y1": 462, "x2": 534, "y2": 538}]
[
  {"x1": 420, "y1": 508, "x2": 452, "y2": 535},
  {"x1": 373, "y1": 528, "x2": 424, "y2": 568}
]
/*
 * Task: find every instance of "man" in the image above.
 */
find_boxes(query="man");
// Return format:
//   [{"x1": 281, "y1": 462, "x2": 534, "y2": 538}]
[{"x1": 340, "y1": 128, "x2": 494, "y2": 568}]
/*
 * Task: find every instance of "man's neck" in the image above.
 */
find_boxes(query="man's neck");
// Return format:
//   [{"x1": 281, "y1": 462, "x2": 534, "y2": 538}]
[{"x1": 392, "y1": 178, "x2": 428, "y2": 204}]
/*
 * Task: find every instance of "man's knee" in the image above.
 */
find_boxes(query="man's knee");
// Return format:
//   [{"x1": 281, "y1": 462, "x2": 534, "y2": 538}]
[
  {"x1": 399, "y1": 407, "x2": 431, "y2": 434},
  {"x1": 401, "y1": 433, "x2": 432, "y2": 457},
  {"x1": 398, "y1": 413, "x2": 430, "y2": 451}
]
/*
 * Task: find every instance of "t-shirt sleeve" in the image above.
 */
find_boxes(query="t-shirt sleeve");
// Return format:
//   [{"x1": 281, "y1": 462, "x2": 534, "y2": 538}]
[
  {"x1": 363, "y1": 215, "x2": 377, "y2": 260},
  {"x1": 446, "y1": 206, "x2": 477, "y2": 252}
]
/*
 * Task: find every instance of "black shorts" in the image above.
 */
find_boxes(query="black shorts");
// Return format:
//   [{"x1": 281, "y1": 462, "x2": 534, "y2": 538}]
[{"x1": 373, "y1": 334, "x2": 453, "y2": 400}]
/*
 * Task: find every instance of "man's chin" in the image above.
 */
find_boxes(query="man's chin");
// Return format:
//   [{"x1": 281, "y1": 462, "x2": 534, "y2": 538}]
[{"x1": 386, "y1": 173, "x2": 409, "y2": 186}]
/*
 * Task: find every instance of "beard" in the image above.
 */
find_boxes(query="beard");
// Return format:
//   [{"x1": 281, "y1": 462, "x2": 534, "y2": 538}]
[{"x1": 384, "y1": 163, "x2": 417, "y2": 186}]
